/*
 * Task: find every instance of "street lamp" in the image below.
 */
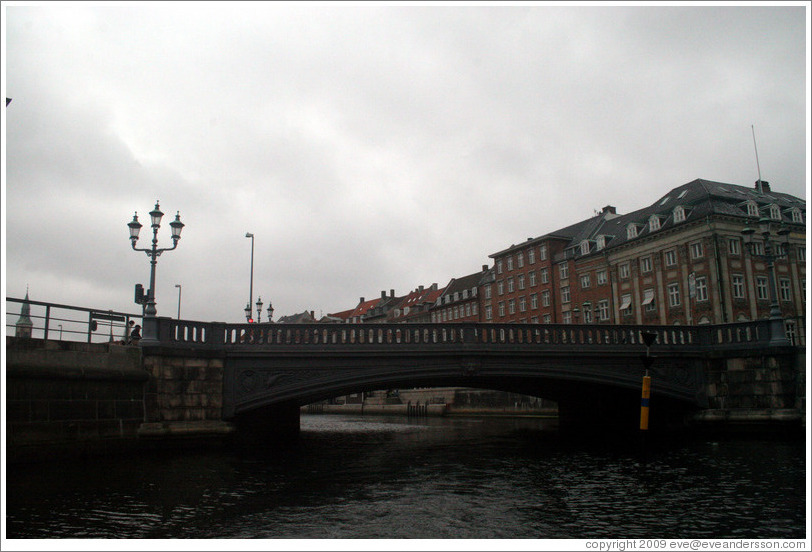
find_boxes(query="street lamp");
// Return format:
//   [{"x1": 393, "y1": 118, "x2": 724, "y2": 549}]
[
  {"x1": 741, "y1": 217, "x2": 791, "y2": 346},
  {"x1": 256, "y1": 296, "x2": 263, "y2": 323},
  {"x1": 175, "y1": 284, "x2": 182, "y2": 319},
  {"x1": 245, "y1": 232, "x2": 254, "y2": 321},
  {"x1": 267, "y1": 301, "x2": 274, "y2": 323},
  {"x1": 128, "y1": 201, "x2": 184, "y2": 345}
]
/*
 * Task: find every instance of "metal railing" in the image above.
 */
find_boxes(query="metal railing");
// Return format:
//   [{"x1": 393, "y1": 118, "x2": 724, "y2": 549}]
[{"x1": 5, "y1": 297, "x2": 142, "y2": 344}]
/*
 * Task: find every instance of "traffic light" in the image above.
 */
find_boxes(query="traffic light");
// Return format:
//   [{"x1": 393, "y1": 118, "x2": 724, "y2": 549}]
[{"x1": 134, "y1": 284, "x2": 145, "y2": 304}]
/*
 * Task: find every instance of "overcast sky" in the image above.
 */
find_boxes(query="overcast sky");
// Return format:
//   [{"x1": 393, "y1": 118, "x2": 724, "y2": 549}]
[{"x1": 2, "y1": 2, "x2": 809, "y2": 325}]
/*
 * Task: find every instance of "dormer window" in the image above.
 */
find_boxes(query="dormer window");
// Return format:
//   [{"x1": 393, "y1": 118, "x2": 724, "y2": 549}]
[
  {"x1": 744, "y1": 200, "x2": 759, "y2": 217},
  {"x1": 673, "y1": 205, "x2": 686, "y2": 224},
  {"x1": 769, "y1": 204, "x2": 781, "y2": 221},
  {"x1": 580, "y1": 240, "x2": 590, "y2": 255},
  {"x1": 627, "y1": 224, "x2": 639, "y2": 239},
  {"x1": 790, "y1": 208, "x2": 803, "y2": 223},
  {"x1": 649, "y1": 215, "x2": 662, "y2": 232},
  {"x1": 596, "y1": 235, "x2": 606, "y2": 250}
]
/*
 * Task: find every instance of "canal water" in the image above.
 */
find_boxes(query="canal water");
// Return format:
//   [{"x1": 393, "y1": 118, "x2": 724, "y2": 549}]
[{"x1": 4, "y1": 414, "x2": 807, "y2": 540}]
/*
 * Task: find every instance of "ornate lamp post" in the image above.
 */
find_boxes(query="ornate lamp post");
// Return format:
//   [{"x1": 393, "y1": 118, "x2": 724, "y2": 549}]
[
  {"x1": 256, "y1": 297, "x2": 264, "y2": 323},
  {"x1": 128, "y1": 201, "x2": 184, "y2": 345},
  {"x1": 741, "y1": 217, "x2": 790, "y2": 346},
  {"x1": 267, "y1": 301, "x2": 274, "y2": 323}
]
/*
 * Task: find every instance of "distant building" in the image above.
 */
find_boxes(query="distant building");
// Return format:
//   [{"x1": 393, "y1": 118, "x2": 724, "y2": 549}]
[
  {"x1": 15, "y1": 291, "x2": 34, "y2": 338},
  {"x1": 488, "y1": 179, "x2": 806, "y2": 335},
  {"x1": 431, "y1": 267, "x2": 490, "y2": 323},
  {"x1": 276, "y1": 310, "x2": 317, "y2": 324}
]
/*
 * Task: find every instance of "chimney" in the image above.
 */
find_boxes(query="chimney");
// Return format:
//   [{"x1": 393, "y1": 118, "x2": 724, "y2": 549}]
[
  {"x1": 360, "y1": 297, "x2": 365, "y2": 304},
  {"x1": 381, "y1": 290, "x2": 386, "y2": 299},
  {"x1": 419, "y1": 285, "x2": 424, "y2": 292},
  {"x1": 755, "y1": 180, "x2": 770, "y2": 193},
  {"x1": 390, "y1": 289, "x2": 395, "y2": 297},
  {"x1": 602, "y1": 205, "x2": 616, "y2": 215},
  {"x1": 310, "y1": 310, "x2": 315, "y2": 319},
  {"x1": 482, "y1": 264, "x2": 488, "y2": 272}
]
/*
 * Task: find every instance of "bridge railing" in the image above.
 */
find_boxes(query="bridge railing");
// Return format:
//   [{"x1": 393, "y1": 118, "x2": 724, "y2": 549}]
[
  {"x1": 5, "y1": 297, "x2": 142, "y2": 344},
  {"x1": 158, "y1": 317, "x2": 790, "y2": 352}
]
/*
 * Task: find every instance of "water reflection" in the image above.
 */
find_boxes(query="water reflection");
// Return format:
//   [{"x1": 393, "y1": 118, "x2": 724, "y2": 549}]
[{"x1": 5, "y1": 415, "x2": 806, "y2": 539}]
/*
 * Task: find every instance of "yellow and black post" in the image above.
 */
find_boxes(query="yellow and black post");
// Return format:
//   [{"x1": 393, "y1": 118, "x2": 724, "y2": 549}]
[{"x1": 640, "y1": 331, "x2": 658, "y2": 432}]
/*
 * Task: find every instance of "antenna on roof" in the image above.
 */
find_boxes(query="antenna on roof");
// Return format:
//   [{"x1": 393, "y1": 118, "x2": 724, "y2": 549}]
[{"x1": 751, "y1": 124, "x2": 763, "y2": 194}]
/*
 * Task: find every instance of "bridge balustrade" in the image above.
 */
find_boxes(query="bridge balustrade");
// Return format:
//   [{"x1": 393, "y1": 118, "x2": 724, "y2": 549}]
[{"x1": 156, "y1": 318, "x2": 784, "y2": 353}]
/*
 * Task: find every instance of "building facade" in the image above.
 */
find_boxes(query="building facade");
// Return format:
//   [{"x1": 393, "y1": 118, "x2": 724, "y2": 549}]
[{"x1": 487, "y1": 179, "x2": 806, "y2": 335}]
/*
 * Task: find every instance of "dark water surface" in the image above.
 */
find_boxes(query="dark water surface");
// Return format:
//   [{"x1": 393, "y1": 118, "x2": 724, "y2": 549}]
[{"x1": 4, "y1": 415, "x2": 807, "y2": 539}]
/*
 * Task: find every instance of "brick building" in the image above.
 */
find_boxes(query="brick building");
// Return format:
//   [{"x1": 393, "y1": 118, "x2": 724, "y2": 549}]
[{"x1": 488, "y1": 179, "x2": 806, "y2": 336}]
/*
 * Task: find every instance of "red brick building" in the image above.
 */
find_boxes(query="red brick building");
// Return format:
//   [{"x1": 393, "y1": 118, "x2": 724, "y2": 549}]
[{"x1": 488, "y1": 179, "x2": 806, "y2": 338}]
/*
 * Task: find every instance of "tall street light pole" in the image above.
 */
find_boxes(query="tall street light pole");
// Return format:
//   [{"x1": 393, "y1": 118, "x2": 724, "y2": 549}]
[
  {"x1": 245, "y1": 232, "x2": 254, "y2": 322},
  {"x1": 128, "y1": 201, "x2": 185, "y2": 345},
  {"x1": 175, "y1": 284, "x2": 182, "y2": 319},
  {"x1": 741, "y1": 217, "x2": 791, "y2": 346}
]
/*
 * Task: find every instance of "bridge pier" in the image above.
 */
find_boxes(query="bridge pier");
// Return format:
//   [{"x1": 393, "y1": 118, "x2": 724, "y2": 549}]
[{"x1": 232, "y1": 404, "x2": 301, "y2": 448}]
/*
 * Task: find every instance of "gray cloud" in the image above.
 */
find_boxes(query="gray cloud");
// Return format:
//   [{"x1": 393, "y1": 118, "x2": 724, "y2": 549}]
[{"x1": 3, "y1": 3, "x2": 807, "y2": 324}]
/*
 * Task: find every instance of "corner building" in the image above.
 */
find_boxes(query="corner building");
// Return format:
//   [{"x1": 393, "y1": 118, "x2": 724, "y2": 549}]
[{"x1": 488, "y1": 179, "x2": 806, "y2": 337}]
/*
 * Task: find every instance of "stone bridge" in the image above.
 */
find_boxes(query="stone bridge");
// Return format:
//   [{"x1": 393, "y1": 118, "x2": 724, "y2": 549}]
[{"x1": 142, "y1": 318, "x2": 803, "y2": 438}]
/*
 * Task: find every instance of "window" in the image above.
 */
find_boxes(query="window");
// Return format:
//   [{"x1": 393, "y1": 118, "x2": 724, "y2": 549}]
[
  {"x1": 559, "y1": 263, "x2": 569, "y2": 280},
  {"x1": 597, "y1": 300, "x2": 610, "y2": 321},
  {"x1": 746, "y1": 201, "x2": 759, "y2": 217},
  {"x1": 484, "y1": 284, "x2": 492, "y2": 300},
  {"x1": 673, "y1": 206, "x2": 686, "y2": 223},
  {"x1": 507, "y1": 278, "x2": 514, "y2": 293},
  {"x1": 690, "y1": 241, "x2": 704, "y2": 259},
  {"x1": 779, "y1": 278, "x2": 791, "y2": 302},
  {"x1": 597, "y1": 270, "x2": 608, "y2": 285},
  {"x1": 517, "y1": 252, "x2": 524, "y2": 268},
  {"x1": 580, "y1": 274, "x2": 591, "y2": 289},
  {"x1": 752, "y1": 242, "x2": 764, "y2": 256},
  {"x1": 620, "y1": 294, "x2": 633, "y2": 315},
  {"x1": 497, "y1": 281, "x2": 504, "y2": 295},
  {"x1": 695, "y1": 276, "x2": 708, "y2": 302},
  {"x1": 668, "y1": 283, "x2": 681, "y2": 307},
  {"x1": 497, "y1": 260, "x2": 503, "y2": 274},
  {"x1": 627, "y1": 224, "x2": 639, "y2": 239},
  {"x1": 619, "y1": 263, "x2": 630, "y2": 279},
  {"x1": 528, "y1": 249, "x2": 535, "y2": 264},
  {"x1": 582, "y1": 303, "x2": 593, "y2": 323},
  {"x1": 539, "y1": 244, "x2": 547, "y2": 261},
  {"x1": 732, "y1": 275, "x2": 745, "y2": 299},
  {"x1": 485, "y1": 306, "x2": 493, "y2": 321},
  {"x1": 518, "y1": 275, "x2": 525, "y2": 290},
  {"x1": 543, "y1": 314, "x2": 551, "y2": 324},
  {"x1": 498, "y1": 302, "x2": 506, "y2": 317},
  {"x1": 791, "y1": 208, "x2": 803, "y2": 223},
  {"x1": 580, "y1": 241, "x2": 590, "y2": 255},
  {"x1": 640, "y1": 256, "x2": 652, "y2": 273},
  {"x1": 756, "y1": 277, "x2": 768, "y2": 301},
  {"x1": 770, "y1": 205, "x2": 781, "y2": 221},
  {"x1": 664, "y1": 249, "x2": 677, "y2": 267},
  {"x1": 506, "y1": 256, "x2": 514, "y2": 271},
  {"x1": 508, "y1": 299, "x2": 516, "y2": 315},
  {"x1": 642, "y1": 289, "x2": 656, "y2": 312},
  {"x1": 562, "y1": 311, "x2": 572, "y2": 324},
  {"x1": 798, "y1": 248, "x2": 805, "y2": 263},
  {"x1": 596, "y1": 235, "x2": 606, "y2": 250},
  {"x1": 519, "y1": 296, "x2": 527, "y2": 312},
  {"x1": 529, "y1": 271, "x2": 537, "y2": 287},
  {"x1": 530, "y1": 294, "x2": 538, "y2": 310},
  {"x1": 542, "y1": 290, "x2": 551, "y2": 307},
  {"x1": 728, "y1": 238, "x2": 741, "y2": 256},
  {"x1": 649, "y1": 215, "x2": 661, "y2": 231},
  {"x1": 561, "y1": 286, "x2": 571, "y2": 304},
  {"x1": 540, "y1": 268, "x2": 549, "y2": 284}
]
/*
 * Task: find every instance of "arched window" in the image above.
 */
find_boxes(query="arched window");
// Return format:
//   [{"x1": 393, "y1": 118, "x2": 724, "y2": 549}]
[
  {"x1": 649, "y1": 215, "x2": 661, "y2": 231},
  {"x1": 673, "y1": 206, "x2": 686, "y2": 223}
]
